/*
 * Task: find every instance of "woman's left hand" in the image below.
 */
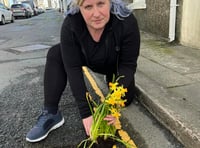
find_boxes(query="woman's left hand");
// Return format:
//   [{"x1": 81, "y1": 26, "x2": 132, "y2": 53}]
[{"x1": 104, "y1": 115, "x2": 116, "y2": 125}]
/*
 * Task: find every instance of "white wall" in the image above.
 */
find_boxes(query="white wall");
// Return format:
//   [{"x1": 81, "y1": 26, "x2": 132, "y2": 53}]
[{"x1": 180, "y1": 0, "x2": 200, "y2": 49}]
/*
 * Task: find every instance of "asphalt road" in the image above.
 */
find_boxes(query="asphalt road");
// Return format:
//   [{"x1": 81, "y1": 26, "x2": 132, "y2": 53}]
[{"x1": 0, "y1": 9, "x2": 87, "y2": 147}]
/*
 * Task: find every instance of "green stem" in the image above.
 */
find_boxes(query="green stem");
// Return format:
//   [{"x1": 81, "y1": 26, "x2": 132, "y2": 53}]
[
  {"x1": 91, "y1": 103, "x2": 109, "y2": 140},
  {"x1": 77, "y1": 137, "x2": 90, "y2": 148}
]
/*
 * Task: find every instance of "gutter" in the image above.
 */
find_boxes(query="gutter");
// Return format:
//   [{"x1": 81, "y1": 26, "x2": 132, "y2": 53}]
[{"x1": 169, "y1": 0, "x2": 179, "y2": 42}]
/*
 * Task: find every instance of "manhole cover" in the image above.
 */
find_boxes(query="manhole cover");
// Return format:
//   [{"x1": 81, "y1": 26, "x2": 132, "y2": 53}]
[{"x1": 10, "y1": 44, "x2": 51, "y2": 52}]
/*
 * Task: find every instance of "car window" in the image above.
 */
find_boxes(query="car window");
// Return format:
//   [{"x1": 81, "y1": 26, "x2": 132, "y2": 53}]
[
  {"x1": 22, "y1": 2, "x2": 31, "y2": 6},
  {"x1": 11, "y1": 4, "x2": 23, "y2": 8},
  {"x1": 25, "y1": 4, "x2": 29, "y2": 7},
  {"x1": 0, "y1": 3, "x2": 7, "y2": 9},
  {"x1": 0, "y1": 3, "x2": 3, "y2": 9}
]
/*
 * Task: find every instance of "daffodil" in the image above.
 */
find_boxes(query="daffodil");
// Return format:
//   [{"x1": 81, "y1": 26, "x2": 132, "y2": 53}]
[
  {"x1": 117, "y1": 99, "x2": 126, "y2": 107},
  {"x1": 118, "y1": 86, "x2": 128, "y2": 95},
  {"x1": 105, "y1": 96, "x2": 116, "y2": 105},
  {"x1": 109, "y1": 82, "x2": 119, "y2": 91},
  {"x1": 112, "y1": 90, "x2": 122, "y2": 100},
  {"x1": 109, "y1": 107, "x2": 121, "y2": 119},
  {"x1": 78, "y1": 75, "x2": 137, "y2": 148}
]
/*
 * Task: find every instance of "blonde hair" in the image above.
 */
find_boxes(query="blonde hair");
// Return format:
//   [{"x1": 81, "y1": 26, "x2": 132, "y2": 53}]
[{"x1": 77, "y1": 0, "x2": 84, "y2": 6}]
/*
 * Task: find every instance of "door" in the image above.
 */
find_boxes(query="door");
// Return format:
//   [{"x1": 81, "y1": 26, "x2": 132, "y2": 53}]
[{"x1": 1, "y1": 3, "x2": 11, "y2": 21}]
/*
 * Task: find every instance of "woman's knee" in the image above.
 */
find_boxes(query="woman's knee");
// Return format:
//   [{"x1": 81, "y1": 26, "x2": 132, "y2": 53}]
[{"x1": 46, "y1": 43, "x2": 62, "y2": 61}]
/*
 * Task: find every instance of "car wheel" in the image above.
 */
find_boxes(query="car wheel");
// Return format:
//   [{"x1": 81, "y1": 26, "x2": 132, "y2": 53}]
[
  {"x1": 11, "y1": 15, "x2": 15, "y2": 23},
  {"x1": 0, "y1": 16, "x2": 6, "y2": 25}
]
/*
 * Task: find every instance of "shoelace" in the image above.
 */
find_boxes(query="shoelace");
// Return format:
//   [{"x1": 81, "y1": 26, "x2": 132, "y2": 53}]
[{"x1": 36, "y1": 110, "x2": 52, "y2": 127}]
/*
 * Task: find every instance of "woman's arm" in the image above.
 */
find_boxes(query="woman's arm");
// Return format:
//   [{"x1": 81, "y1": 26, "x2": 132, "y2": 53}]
[
  {"x1": 118, "y1": 14, "x2": 140, "y2": 87},
  {"x1": 60, "y1": 17, "x2": 91, "y2": 119}
]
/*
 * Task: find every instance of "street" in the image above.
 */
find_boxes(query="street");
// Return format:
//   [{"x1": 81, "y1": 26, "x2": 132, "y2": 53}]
[
  {"x1": 0, "y1": 10, "x2": 184, "y2": 148},
  {"x1": 0, "y1": 9, "x2": 88, "y2": 147}
]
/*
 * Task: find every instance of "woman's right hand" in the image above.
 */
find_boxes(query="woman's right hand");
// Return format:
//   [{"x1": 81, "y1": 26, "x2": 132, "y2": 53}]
[{"x1": 82, "y1": 115, "x2": 93, "y2": 136}]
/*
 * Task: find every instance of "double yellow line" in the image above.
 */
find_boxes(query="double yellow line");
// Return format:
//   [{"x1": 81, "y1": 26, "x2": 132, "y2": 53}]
[{"x1": 82, "y1": 66, "x2": 105, "y2": 102}]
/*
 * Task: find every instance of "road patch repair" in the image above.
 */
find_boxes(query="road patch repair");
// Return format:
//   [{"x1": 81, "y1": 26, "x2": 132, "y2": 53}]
[
  {"x1": 0, "y1": 39, "x2": 6, "y2": 44},
  {"x1": 10, "y1": 44, "x2": 51, "y2": 52}
]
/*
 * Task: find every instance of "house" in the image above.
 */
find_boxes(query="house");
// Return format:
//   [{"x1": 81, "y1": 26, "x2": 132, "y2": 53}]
[
  {"x1": 0, "y1": 0, "x2": 16, "y2": 7},
  {"x1": 129, "y1": 0, "x2": 200, "y2": 49}
]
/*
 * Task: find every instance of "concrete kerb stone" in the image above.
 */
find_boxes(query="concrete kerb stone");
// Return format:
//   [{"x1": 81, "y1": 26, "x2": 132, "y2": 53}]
[{"x1": 135, "y1": 73, "x2": 200, "y2": 148}]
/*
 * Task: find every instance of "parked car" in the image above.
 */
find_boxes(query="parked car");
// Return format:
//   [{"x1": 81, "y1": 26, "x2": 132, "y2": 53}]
[
  {"x1": 21, "y1": 1, "x2": 38, "y2": 16},
  {"x1": 11, "y1": 3, "x2": 33, "y2": 18},
  {"x1": 37, "y1": 7, "x2": 45, "y2": 14},
  {"x1": 0, "y1": 2, "x2": 14, "y2": 25}
]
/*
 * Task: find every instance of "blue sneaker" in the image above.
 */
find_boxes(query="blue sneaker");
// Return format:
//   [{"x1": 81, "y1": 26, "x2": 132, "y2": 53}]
[{"x1": 26, "y1": 110, "x2": 64, "y2": 142}]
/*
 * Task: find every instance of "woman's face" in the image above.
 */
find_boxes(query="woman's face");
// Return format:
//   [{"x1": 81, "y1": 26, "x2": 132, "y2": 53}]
[{"x1": 80, "y1": 0, "x2": 110, "y2": 31}]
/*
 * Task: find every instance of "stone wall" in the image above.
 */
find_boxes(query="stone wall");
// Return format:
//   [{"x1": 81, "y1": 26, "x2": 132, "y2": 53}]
[{"x1": 133, "y1": 0, "x2": 170, "y2": 39}]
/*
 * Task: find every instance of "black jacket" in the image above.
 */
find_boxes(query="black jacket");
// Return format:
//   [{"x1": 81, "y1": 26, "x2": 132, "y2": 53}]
[{"x1": 60, "y1": 12, "x2": 140, "y2": 118}]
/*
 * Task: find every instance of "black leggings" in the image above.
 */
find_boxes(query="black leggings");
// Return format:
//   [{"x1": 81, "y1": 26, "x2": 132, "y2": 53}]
[
  {"x1": 43, "y1": 44, "x2": 136, "y2": 110},
  {"x1": 44, "y1": 44, "x2": 66, "y2": 109}
]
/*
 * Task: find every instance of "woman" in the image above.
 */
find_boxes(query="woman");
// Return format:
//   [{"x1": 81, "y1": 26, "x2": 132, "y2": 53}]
[{"x1": 26, "y1": 0, "x2": 140, "y2": 142}]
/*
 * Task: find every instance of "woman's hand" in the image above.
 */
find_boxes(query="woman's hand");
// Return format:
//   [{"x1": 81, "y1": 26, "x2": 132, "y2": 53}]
[
  {"x1": 82, "y1": 115, "x2": 116, "y2": 136},
  {"x1": 82, "y1": 115, "x2": 93, "y2": 136},
  {"x1": 104, "y1": 114, "x2": 116, "y2": 125}
]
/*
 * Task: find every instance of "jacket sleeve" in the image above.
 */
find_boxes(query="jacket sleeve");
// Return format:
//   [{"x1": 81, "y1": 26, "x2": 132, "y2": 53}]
[
  {"x1": 60, "y1": 17, "x2": 91, "y2": 119},
  {"x1": 118, "y1": 14, "x2": 140, "y2": 87}
]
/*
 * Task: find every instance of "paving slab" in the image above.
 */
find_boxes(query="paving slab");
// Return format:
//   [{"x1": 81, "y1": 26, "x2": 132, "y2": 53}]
[
  {"x1": 168, "y1": 83, "x2": 200, "y2": 112},
  {"x1": 137, "y1": 56, "x2": 194, "y2": 87},
  {"x1": 185, "y1": 72, "x2": 200, "y2": 82},
  {"x1": 141, "y1": 34, "x2": 200, "y2": 74}
]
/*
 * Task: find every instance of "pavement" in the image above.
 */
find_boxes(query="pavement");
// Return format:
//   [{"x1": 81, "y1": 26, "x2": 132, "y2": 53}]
[{"x1": 127, "y1": 31, "x2": 200, "y2": 148}]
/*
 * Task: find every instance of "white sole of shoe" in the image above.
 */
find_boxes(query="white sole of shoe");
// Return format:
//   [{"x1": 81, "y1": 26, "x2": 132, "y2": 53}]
[{"x1": 26, "y1": 117, "x2": 65, "y2": 143}]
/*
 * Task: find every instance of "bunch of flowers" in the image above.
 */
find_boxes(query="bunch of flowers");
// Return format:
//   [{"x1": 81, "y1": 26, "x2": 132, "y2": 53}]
[{"x1": 78, "y1": 76, "x2": 137, "y2": 148}]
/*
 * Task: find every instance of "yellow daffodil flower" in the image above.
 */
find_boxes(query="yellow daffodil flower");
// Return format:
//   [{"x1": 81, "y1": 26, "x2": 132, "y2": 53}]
[
  {"x1": 78, "y1": 76, "x2": 137, "y2": 148},
  {"x1": 105, "y1": 96, "x2": 116, "y2": 105},
  {"x1": 109, "y1": 82, "x2": 119, "y2": 91}
]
